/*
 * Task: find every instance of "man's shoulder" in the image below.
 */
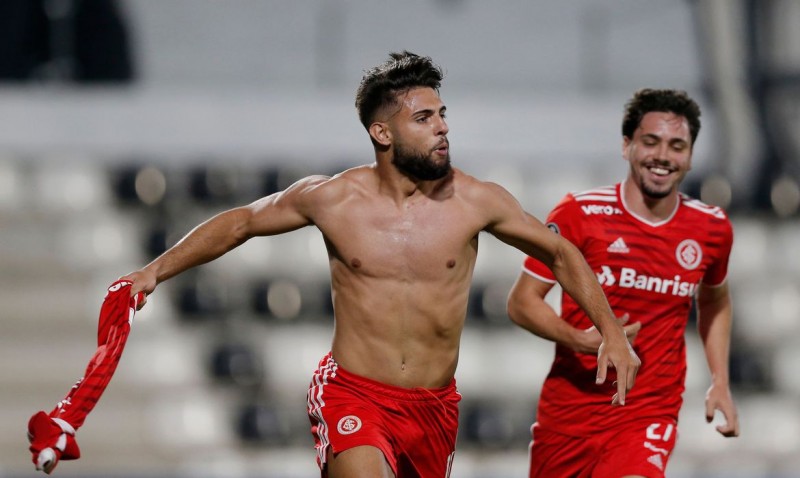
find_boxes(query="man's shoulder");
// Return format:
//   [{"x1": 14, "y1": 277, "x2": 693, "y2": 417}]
[
  {"x1": 678, "y1": 193, "x2": 730, "y2": 222},
  {"x1": 450, "y1": 167, "x2": 482, "y2": 186},
  {"x1": 302, "y1": 165, "x2": 373, "y2": 197},
  {"x1": 569, "y1": 185, "x2": 618, "y2": 204},
  {"x1": 551, "y1": 185, "x2": 621, "y2": 218},
  {"x1": 451, "y1": 168, "x2": 509, "y2": 200}
]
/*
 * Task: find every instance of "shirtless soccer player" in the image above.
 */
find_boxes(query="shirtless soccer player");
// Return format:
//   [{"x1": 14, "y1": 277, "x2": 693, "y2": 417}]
[{"x1": 121, "y1": 51, "x2": 640, "y2": 478}]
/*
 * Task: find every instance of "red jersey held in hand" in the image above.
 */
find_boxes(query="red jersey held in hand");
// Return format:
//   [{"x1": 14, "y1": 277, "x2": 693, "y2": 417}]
[{"x1": 28, "y1": 280, "x2": 144, "y2": 473}]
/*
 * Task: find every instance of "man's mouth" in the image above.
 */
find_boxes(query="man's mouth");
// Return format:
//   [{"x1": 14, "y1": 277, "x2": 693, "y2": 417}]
[{"x1": 647, "y1": 164, "x2": 672, "y2": 177}]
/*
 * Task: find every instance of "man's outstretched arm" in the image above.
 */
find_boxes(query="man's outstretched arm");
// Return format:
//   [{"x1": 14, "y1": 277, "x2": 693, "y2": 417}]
[{"x1": 122, "y1": 176, "x2": 326, "y2": 302}]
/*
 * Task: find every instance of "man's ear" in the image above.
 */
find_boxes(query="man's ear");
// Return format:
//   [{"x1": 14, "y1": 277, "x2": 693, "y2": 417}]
[
  {"x1": 621, "y1": 136, "x2": 631, "y2": 161},
  {"x1": 369, "y1": 122, "x2": 392, "y2": 147}
]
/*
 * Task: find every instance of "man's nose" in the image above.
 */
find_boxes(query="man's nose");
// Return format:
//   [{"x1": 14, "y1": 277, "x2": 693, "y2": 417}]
[
  {"x1": 654, "y1": 143, "x2": 672, "y2": 161},
  {"x1": 436, "y1": 116, "x2": 449, "y2": 135}
]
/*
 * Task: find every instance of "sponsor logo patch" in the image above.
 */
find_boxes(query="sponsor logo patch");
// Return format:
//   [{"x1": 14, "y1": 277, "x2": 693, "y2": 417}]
[
  {"x1": 597, "y1": 265, "x2": 616, "y2": 286},
  {"x1": 580, "y1": 204, "x2": 623, "y2": 216},
  {"x1": 596, "y1": 266, "x2": 698, "y2": 297}
]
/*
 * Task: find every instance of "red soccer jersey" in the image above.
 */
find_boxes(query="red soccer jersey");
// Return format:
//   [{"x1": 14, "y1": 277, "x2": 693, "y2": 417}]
[{"x1": 523, "y1": 183, "x2": 733, "y2": 435}]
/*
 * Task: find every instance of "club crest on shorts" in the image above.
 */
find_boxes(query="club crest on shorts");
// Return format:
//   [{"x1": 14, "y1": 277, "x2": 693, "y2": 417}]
[
  {"x1": 337, "y1": 415, "x2": 362, "y2": 435},
  {"x1": 675, "y1": 239, "x2": 702, "y2": 270}
]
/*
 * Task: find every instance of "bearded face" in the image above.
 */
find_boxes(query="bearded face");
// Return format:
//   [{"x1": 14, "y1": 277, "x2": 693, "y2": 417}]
[{"x1": 392, "y1": 139, "x2": 451, "y2": 180}]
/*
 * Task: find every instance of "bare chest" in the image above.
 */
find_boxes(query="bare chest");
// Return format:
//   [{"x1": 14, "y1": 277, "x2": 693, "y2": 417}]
[{"x1": 321, "y1": 201, "x2": 480, "y2": 279}]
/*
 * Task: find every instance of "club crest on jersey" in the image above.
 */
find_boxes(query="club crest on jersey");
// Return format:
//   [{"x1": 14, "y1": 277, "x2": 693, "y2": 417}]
[
  {"x1": 675, "y1": 239, "x2": 702, "y2": 270},
  {"x1": 337, "y1": 415, "x2": 362, "y2": 435}
]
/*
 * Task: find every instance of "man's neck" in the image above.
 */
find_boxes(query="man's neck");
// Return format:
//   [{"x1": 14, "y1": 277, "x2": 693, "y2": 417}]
[
  {"x1": 621, "y1": 179, "x2": 679, "y2": 223},
  {"x1": 375, "y1": 159, "x2": 449, "y2": 203}
]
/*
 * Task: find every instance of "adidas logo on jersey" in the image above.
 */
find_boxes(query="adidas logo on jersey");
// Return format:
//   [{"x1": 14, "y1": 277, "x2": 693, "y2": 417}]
[
  {"x1": 647, "y1": 453, "x2": 664, "y2": 471},
  {"x1": 607, "y1": 237, "x2": 629, "y2": 253}
]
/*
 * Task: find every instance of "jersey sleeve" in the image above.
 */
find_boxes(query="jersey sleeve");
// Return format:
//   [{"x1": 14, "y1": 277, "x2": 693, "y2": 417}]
[
  {"x1": 522, "y1": 193, "x2": 581, "y2": 283},
  {"x1": 702, "y1": 218, "x2": 734, "y2": 287}
]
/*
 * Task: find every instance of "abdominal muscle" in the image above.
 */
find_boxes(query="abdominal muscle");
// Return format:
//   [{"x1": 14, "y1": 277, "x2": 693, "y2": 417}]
[{"x1": 328, "y1": 276, "x2": 467, "y2": 390}]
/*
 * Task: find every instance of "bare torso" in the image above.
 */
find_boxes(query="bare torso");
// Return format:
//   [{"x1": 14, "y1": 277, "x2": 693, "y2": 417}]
[{"x1": 307, "y1": 166, "x2": 486, "y2": 388}]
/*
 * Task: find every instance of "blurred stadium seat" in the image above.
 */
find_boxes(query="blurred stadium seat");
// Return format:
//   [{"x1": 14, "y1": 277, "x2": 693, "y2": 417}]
[
  {"x1": 175, "y1": 273, "x2": 233, "y2": 321},
  {"x1": 236, "y1": 402, "x2": 293, "y2": 446},
  {"x1": 210, "y1": 342, "x2": 264, "y2": 388}
]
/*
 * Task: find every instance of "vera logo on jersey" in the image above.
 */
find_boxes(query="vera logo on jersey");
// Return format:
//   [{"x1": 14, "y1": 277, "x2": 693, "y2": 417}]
[
  {"x1": 676, "y1": 239, "x2": 702, "y2": 270},
  {"x1": 581, "y1": 204, "x2": 622, "y2": 216},
  {"x1": 596, "y1": 265, "x2": 698, "y2": 297}
]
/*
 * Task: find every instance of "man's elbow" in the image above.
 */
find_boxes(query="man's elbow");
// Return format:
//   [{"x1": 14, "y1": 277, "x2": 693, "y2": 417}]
[
  {"x1": 231, "y1": 207, "x2": 258, "y2": 241},
  {"x1": 506, "y1": 292, "x2": 530, "y2": 328}
]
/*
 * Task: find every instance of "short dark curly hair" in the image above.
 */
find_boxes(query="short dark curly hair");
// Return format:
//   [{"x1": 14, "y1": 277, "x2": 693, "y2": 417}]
[
  {"x1": 355, "y1": 51, "x2": 444, "y2": 130},
  {"x1": 622, "y1": 88, "x2": 701, "y2": 145}
]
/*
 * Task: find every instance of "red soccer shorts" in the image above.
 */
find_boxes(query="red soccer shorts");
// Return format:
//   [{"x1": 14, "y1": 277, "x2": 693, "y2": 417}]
[
  {"x1": 529, "y1": 418, "x2": 678, "y2": 478},
  {"x1": 307, "y1": 353, "x2": 461, "y2": 477}
]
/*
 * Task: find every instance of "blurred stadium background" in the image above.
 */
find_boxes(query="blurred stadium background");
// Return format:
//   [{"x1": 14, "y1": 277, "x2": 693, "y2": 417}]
[{"x1": 1, "y1": 1, "x2": 799, "y2": 477}]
